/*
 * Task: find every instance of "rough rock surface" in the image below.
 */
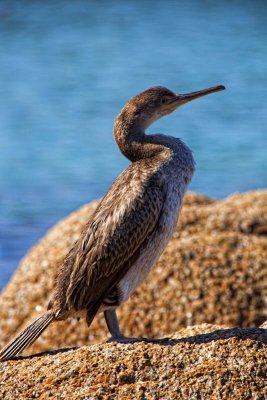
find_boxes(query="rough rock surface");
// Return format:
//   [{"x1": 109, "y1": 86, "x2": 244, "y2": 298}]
[
  {"x1": 0, "y1": 325, "x2": 266, "y2": 400},
  {"x1": 0, "y1": 191, "x2": 266, "y2": 356}
]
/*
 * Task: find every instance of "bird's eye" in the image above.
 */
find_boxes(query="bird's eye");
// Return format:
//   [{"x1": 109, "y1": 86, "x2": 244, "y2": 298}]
[{"x1": 161, "y1": 97, "x2": 168, "y2": 105}]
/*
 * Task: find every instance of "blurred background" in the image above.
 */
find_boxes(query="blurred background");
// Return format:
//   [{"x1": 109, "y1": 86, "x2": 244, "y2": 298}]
[{"x1": 0, "y1": 0, "x2": 266, "y2": 289}]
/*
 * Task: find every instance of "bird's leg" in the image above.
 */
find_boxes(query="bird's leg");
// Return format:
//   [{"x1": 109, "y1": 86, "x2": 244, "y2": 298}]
[
  {"x1": 104, "y1": 309, "x2": 124, "y2": 339},
  {"x1": 104, "y1": 310, "x2": 146, "y2": 343}
]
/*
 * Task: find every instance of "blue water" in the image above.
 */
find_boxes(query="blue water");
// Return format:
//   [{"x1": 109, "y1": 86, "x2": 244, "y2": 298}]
[{"x1": 0, "y1": 1, "x2": 267, "y2": 289}]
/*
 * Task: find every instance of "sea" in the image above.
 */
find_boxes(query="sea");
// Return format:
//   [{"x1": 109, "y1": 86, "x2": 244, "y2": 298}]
[{"x1": 0, "y1": 0, "x2": 267, "y2": 289}]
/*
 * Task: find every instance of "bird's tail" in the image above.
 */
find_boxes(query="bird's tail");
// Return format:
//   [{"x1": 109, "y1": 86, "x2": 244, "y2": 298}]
[{"x1": 0, "y1": 311, "x2": 55, "y2": 361}]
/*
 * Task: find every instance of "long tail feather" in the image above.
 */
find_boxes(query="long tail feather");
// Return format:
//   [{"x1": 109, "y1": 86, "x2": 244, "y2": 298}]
[{"x1": 0, "y1": 311, "x2": 55, "y2": 361}]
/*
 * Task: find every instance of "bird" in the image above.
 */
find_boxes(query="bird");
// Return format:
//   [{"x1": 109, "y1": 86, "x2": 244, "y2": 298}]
[{"x1": 0, "y1": 84, "x2": 225, "y2": 361}]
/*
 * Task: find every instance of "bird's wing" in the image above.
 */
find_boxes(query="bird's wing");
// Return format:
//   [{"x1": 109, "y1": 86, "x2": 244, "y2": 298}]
[{"x1": 60, "y1": 172, "x2": 164, "y2": 321}]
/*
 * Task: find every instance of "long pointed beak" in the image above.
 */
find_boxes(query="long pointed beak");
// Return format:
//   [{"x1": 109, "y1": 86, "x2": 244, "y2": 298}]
[{"x1": 170, "y1": 85, "x2": 225, "y2": 107}]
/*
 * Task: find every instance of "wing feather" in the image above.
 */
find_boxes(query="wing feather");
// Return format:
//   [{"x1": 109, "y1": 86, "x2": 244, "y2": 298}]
[{"x1": 62, "y1": 178, "x2": 164, "y2": 314}]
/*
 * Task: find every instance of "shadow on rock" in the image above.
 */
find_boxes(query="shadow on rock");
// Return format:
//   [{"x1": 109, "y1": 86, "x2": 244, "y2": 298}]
[{"x1": 7, "y1": 326, "x2": 266, "y2": 362}]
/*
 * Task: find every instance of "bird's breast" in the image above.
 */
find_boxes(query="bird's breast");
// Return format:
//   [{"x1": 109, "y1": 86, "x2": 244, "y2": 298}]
[{"x1": 117, "y1": 169, "x2": 192, "y2": 304}]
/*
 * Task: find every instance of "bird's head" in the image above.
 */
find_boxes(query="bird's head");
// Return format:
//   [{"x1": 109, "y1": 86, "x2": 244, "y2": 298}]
[{"x1": 125, "y1": 85, "x2": 225, "y2": 129}]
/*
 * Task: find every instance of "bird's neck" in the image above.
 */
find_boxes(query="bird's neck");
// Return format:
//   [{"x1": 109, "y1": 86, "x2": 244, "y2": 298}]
[{"x1": 114, "y1": 111, "x2": 168, "y2": 162}]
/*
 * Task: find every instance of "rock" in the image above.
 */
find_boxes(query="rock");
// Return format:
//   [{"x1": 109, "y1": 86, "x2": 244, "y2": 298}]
[
  {"x1": 0, "y1": 191, "x2": 266, "y2": 356},
  {"x1": 178, "y1": 190, "x2": 267, "y2": 237},
  {"x1": 0, "y1": 325, "x2": 266, "y2": 399}
]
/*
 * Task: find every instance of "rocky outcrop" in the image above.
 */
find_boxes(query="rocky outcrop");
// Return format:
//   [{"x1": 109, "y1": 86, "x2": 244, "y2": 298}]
[
  {"x1": 0, "y1": 325, "x2": 266, "y2": 399},
  {"x1": 0, "y1": 191, "x2": 266, "y2": 356}
]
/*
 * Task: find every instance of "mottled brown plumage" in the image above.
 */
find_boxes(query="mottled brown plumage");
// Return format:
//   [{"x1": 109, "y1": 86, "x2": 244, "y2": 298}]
[{"x1": 0, "y1": 84, "x2": 225, "y2": 360}]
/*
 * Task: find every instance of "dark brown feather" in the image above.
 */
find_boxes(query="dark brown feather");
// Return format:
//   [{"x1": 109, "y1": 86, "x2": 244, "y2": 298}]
[{"x1": 53, "y1": 158, "x2": 166, "y2": 318}]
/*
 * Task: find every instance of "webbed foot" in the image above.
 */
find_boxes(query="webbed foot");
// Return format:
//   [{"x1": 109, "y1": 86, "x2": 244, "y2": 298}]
[{"x1": 107, "y1": 335, "x2": 147, "y2": 344}]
